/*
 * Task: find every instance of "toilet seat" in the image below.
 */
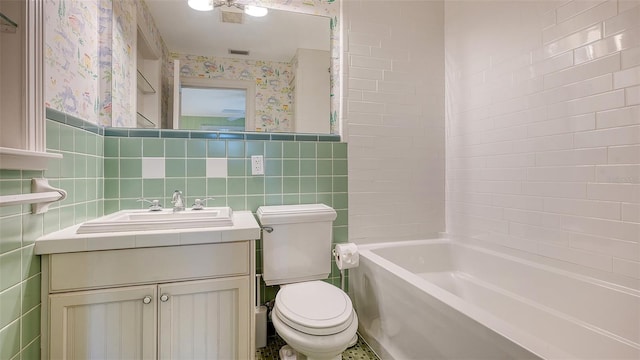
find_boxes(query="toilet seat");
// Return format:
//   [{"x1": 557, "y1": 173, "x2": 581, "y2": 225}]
[{"x1": 275, "y1": 281, "x2": 354, "y2": 336}]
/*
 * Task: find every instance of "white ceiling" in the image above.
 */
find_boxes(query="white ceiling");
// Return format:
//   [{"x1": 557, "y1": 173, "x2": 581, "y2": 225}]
[{"x1": 145, "y1": 0, "x2": 331, "y2": 62}]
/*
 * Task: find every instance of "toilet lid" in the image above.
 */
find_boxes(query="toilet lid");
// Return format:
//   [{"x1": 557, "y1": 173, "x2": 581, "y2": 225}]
[{"x1": 275, "y1": 281, "x2": 354, "y2": 336}]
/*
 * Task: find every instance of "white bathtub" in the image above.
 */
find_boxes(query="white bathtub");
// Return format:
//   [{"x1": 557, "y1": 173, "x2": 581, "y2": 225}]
[{"x1": 350, "y1": 239, "x2": 640, "y2": 359}]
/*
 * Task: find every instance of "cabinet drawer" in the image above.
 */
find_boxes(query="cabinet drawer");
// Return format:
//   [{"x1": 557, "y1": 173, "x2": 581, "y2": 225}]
[{"x1": 49, "y1": 242, "x2": 250, "y2": 292}]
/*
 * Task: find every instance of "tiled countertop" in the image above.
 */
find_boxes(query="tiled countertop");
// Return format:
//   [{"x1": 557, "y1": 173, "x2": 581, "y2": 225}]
[{"x1": 35, "y1": 210, "x2": 261, "y2": 255}]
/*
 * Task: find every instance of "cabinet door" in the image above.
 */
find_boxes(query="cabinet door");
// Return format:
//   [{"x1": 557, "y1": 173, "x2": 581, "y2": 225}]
[
  {"x1": 49, "y1": 285, "x2": 157, "y2": 360},
  {"x1": 158, "y1": 276, "x2": 251, "y2": 360}
]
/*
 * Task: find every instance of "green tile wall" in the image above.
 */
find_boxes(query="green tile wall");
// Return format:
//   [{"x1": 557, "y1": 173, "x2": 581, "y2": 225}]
[
  {"x1": 0, "y1": 119, "x2": 104, "y2": 359},
  {"x1": 103, "y1": 137, "x2": 349, "y2": 303},
  {"x1": 0, "y1": 115, "x2": 348, "y2": 359}
]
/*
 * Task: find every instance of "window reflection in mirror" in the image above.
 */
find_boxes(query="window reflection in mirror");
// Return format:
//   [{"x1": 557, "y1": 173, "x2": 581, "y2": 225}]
[{"x1": 180, "y1": 87, "x2": 246, "y2": 131}]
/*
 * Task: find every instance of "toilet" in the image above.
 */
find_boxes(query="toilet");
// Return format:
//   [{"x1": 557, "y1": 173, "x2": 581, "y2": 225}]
[{"x1": 256, "y1": 204, "x2": 358, "y2": 360}]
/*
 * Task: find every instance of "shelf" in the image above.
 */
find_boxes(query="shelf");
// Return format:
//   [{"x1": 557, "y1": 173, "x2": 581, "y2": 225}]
[
  {"x1": 136, "y1": 112, "x2": 156, "y2": 128},
  {"x1": 137, "y1": 70, "x2": 156, "y2": 94},
  {"x1": 0, "y1": 11, "x2": 18, "y2": 33}
]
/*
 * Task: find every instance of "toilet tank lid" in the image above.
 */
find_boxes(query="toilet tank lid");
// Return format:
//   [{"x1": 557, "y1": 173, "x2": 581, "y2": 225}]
[{"x1": 256, "y1": 204, "x2": 337, "y2": 225}]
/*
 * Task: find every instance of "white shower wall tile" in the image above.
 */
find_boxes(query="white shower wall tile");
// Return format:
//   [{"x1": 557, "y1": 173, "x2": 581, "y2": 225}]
[{"x1": 446, "y1": 0, "x2": 640, "y2": 283}]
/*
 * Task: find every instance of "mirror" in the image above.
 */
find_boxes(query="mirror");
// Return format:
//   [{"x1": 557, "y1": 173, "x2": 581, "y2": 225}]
[{"x1": 132, "y1": 1, "x2": 334, "y2": 133}]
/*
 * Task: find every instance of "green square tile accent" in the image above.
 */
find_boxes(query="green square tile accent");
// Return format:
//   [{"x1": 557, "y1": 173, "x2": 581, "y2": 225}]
[
  {"x1": 227, "y1": 159, "x2": 246, "y2": 176},
  {"x1": 317, "y1": 177, "x2": 332, "y2": 193},
  {"x1": 104, "y1": 137, "x2": 119, "y2": 157},
  {"x1": 283, "y1": 142, "x2": 299, "y2": 158},
  {"x1": 165, "y1": 178, "x2": 186, "y2": 196},
  {"x1": 46, "y1": 121, "x2": 60, "y2": 150},
  {"x1": 333, "y1": 159, "x2": 347, "y2": 176},
  {"x1": 300, "y1": 177, "x2": 316, "y2": 193},
  {"x1": 317, "y1": 160, "x2": 333, "y2": 175},
  {"x1": 74, "y1": 179, "x2": 87, "y2": 202},
  {"x1": 0, "y1": 170, "x2": 20, "y2": 179},
  {"x1": 300, "y1": 143, "x2": 316, "y2": 158},
  {"x1": 0, "y1": 320, "x2": 20, "y2": 360},
  {"x1": 104, "y1": 159, "x2": 119, "y2": 178},
  {"x1": 227, "y1": 178, "x2": 246, "y2": 196},
  {"x1": 59, "y1": 124, "x2": 74, "y2": 152},
  {"x1": 317, "y1": 143, "x2": 332, "y2": 158},
  {"x1": 22, "y1": 337, "x2": 41, "y2": 360},
  {"x1": 333, "y1": 143, "x2": 347, "y2": 159},
  {"x1": 86, "y1": 179, "x2": 97, "y2": 201},
  {"x1": 282, "y1": 194, "x2": 300, "y2": 205},
  {"x1": 21, "y1": 214, "x2": 43, "y2": 247},
  {"x1": 265, "y1": 142, "x2": 282, "y2": 158},
  {"x1": 0, "y1": 180, "x2": 21, "y2": 196},
  {"x1": 186, "y1": 178, "x2": 207, "y2": 197},
  {"x1": 283, "y1": 160, "x2": 299, "y2": 176},
  {"x1": 300, "y1": 194, "x2": 317, "y2": 203},
  {"x1": 333, "y1": 193, "x2": 348, "y2": 210},
  {"x1": 300, "y1": 160, "x2": 316, "y2": 176},
  {"x1": 44, "y1": 156, "x2": 61, "y2": 178},
  {"x1": 120, "y1": 138, "x2": 142, "y2": 157},
  {"x1": 165, "y1": 139, "x2": 186, "y2": 157},
  {"x1": 227, "y1": 141, "x2": 245, "y2": 158},
  {"x1": 0, "y1": 249, "x2": 21, "y2": 292},
  {"x1": 165, "y1": 159, "x2": 186, "y2": 177},
  {"x1": 59, "y1": 205, "x2": 74, "y2": 229},
  {"x1": 333, "y1": 176, "x2": 348, "y2": 193},
  {"x1": 187, "y1": 159, "x2": 206, "y2": 177},
  {"x1": 207, "y1": 178, "x2": 227, "y2": 196},
  {"x1": 75, "y1": 203, "x2": 88, "y2": 224},
  {"x1": 96, "y1": 136, "x2": 104, "y2": 157},
  {"x1": 21, "y1": 245, "x2": 39, "y2": 280},
  {"x1": 104, "y1": 179, "x2": 119, "y2": 199},
  {"x1": 143, "y1": 138, "x2": 164, "y2": 157},
  {"x1": 74, "y1": 128, "x2": 88, "y2": 154},
  {"x1": 120, "y1": 159, "x2": 142, "y2": 178},
  {"x1": 246, "y1": 141, "x2": 265, "y2": 156},
  {"x1": 86, "y1": 156, "x2": 98, "y2": 177},
  {"x1": 227, "y1": 196, "x2": 246, "y2": 210},
  {"x1": 335, "y1": 209, "x2": 348, "y2": 226},
  {"x1": 0, "y1": 285, "x2": 20, "y2": 329},
  {"x1": 21, "y1": 305, "x2": 40, "y2": 346},
  {"x1": 143, "y1": 179, "x2": 165, "y2": 199},
  {"x1": 265, "y1": 177, "x2": 282, "y2": 194},
  {"x1": 60, "y1": 153, "x2": 75, "y2": 178},
  {"x1": 74, "y1": 154, "x2": 87, "y2": 178},
  {"x1": 206, "y1": 197, "x2": 227, "y2": 207},
  {"x1": 282, "y1": 177, "x2": 299, "y2": 194},
  {"x1": 43, "y1": 209, "x2": 60, "y2": 235},
  {"x1": 59, "y1": 179, "x2": 74, "y2": 205},
  {"x1": 187, "y1": 140, "x2": 207, "y2": 157},
  {"x1": 207, "y1": 140, "x2": 226, "y2": 157},
  {"x1": 247, "y1": 195, "x2": 265, "y2": 212},
  {"x1": 87, "y1": 201, "x2": 98, "y2": 219},
  {"x1": 119, "y1": 179, "x2": 142, "y2": 198},
  {"x1": 265, "y1": 194, "x2": 283, "y2": 205},
  {"x1": 86, "y1": 133, "x2": 99, "y2": 156},
  {"x1": 265, "y1": 159, "x2": 282, "y2": 176},
  {"x1": 247, "y1": 177, "x2": 264, "y2": 195},
  {"x1": 121, "y1": 198, "x2": 143, "y2": 210},
  {"x1": 104, "y1": 199, "x2": 120, "y2": 215},
  {"x1": 333, "y1": 226, "x2": 348, "y2": 243},
  {"x1": 0, "y1": 217, "x2": 22, "y2": 254},
  {"x1": 317, "y1": 193, "x2": 332, "y2": 206}
]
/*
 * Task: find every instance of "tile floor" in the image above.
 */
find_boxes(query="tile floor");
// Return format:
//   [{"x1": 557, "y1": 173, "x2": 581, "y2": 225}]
[{"x1": 256, "y1": 334, "x2": 380, "y2": 360}]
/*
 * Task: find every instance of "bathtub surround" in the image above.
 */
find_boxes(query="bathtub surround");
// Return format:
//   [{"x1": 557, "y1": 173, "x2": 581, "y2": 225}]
[
  {"x1": 343, "y1": 0, "x2": 446, "y2": 244},
  {"x1": 445, "y1": 1, "x2": 640, "y2": 285},
  {"x1": 0, "y1": 111, "x2": 348, "y2": 360}
]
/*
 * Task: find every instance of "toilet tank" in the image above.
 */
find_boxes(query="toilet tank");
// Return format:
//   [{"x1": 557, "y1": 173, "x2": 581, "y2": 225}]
[{"x1": 256, "y1": 204, "x2": 337, "y2": 286}]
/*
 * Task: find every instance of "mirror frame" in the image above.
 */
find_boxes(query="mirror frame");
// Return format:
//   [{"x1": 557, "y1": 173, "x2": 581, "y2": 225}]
[{"x1": 176, "y1": 78, "x2": 256, "y2": 131}]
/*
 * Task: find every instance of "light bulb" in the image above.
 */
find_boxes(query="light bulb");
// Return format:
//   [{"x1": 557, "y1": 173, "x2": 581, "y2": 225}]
[
  {"x1": 244, "y1": 5, "x2": 268, "y2": 17},
  {"x1": 188, "y1": 0, "x2": 214, "y2": 11}
]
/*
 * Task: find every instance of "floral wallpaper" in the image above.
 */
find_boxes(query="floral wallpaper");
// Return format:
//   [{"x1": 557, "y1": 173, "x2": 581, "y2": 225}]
[
  {"x1": 173, "y1": 53, "x2": 294, "y2": 132},
  {"x1": 44, "y1": 0, "x2": 101, "y2": 122},
  {"x1": 111, "y1": 0, "x2": 136, "y2": 127}
]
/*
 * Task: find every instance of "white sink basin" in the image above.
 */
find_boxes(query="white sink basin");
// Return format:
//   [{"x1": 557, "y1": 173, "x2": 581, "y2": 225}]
[{"x1": 77, "y1": 207, "x2": 233, "y2": 234}]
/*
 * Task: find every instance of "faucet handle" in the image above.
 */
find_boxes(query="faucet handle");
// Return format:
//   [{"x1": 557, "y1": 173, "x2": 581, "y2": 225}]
[
  {"x1": 137, "y1": 198, "x2": 163, "y2": 211},
  {"x1": 192, "y1": 197, "x2": 215, "y2": 210}
]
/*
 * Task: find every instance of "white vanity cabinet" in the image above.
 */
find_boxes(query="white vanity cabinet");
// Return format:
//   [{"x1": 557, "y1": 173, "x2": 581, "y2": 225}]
[{"x1": 41, "y1": 241, "x2": 255, "y2": 360}]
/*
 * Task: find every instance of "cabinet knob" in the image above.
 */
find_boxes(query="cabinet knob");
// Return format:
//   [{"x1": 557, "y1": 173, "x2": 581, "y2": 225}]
[
  {"x1": 143, "y1": 296, "x2": 152, "y2": 304},
  {"x1": 160, "y1": 294, "x2": 170, "y2": 302}
]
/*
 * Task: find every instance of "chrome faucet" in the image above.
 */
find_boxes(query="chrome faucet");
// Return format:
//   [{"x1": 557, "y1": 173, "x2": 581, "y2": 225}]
[{"x1": 171, "y1": 190, "x2": 185, "y2": 212}]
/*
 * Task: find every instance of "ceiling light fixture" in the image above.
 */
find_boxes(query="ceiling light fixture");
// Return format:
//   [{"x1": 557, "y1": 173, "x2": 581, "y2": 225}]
[{"x1": 187, "y1": 0, "x2": 268, "y2": 17}]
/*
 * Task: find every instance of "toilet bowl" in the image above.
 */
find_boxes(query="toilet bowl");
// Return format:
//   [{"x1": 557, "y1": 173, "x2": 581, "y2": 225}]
[{"x1": 271, "y1": 281, "x2": 358, "y2": 360}]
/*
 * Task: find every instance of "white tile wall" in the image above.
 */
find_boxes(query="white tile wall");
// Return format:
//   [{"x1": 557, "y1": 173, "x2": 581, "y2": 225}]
[
  {"x1": 343, "y1": 0, "x2": 446, "y2": 244},
  {"x1": 445, "y1": 0, "x2": 640, "y2": 282}
]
